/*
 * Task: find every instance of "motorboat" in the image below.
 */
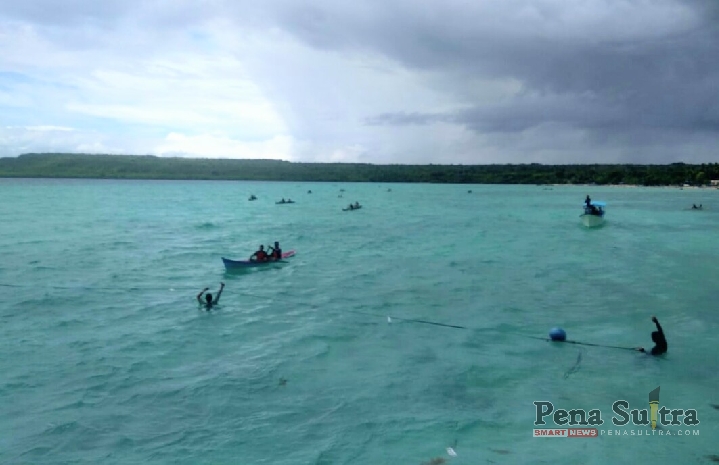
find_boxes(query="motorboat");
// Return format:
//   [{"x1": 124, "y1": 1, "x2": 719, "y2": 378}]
[{"x1": 580, "y1": 201, "x2": 606, "y2": 227}]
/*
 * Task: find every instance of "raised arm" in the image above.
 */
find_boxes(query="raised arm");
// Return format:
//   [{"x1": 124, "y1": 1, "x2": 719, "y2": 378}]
[
  {"x1": 652, "y1": 316, "x2": 664, "y2": 336},
  {"x1": 213, "y1": 282, "x2": 225, "y2": 304},
  {"x1": 197, "y1": 287, "x2": 209, "y2": 303}
]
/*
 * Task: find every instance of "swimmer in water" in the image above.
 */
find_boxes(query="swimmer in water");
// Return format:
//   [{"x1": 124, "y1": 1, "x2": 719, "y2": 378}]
[
  {"x1": 197, "y1": 282, "x2": 225, "y2": 310},
  {"x1": 636, "y1": 316, "x2": 667, "y2": 355}
]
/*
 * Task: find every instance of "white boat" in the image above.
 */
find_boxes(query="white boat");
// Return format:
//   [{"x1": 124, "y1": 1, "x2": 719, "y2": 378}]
[{"x1": 580, "y1": 201, "x2": 606, "y2": 227}]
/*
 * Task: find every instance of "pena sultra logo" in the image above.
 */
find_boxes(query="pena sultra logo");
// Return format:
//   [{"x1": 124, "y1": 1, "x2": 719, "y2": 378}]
[{"x1": 532, "y1": 386, "x2": 700, "y2": 437}]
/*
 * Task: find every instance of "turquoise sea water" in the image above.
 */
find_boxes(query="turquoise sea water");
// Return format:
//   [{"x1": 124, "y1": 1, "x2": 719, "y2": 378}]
[{"x1": 1, "y1": 179, "x2": 718, "y2": 464}]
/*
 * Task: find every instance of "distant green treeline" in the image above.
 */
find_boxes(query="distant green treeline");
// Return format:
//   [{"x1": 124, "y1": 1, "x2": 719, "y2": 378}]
[{"x1": 1, "y1": 153, "x2": 719, "y2": 186}]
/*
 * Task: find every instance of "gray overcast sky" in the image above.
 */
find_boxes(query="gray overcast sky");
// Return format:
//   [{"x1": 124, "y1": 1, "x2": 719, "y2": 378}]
[{"x1": 1, "y1": 0, "x2": 718, "y2": 163}]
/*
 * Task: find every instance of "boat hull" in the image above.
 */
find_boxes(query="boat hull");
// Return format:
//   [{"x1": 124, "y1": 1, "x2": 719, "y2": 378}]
[
  {"x1": 580, "y1": 214, "x2": 605, "y2": 227},
  {"x1": 222, "y1": 250, "x2": 296, "y2": 269}
]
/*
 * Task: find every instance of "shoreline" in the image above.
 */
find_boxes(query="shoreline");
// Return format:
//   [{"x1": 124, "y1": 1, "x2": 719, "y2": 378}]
[
  {"x1": 1, "y1": 176, "x2": 717, "y2": 189},
  {"x1": 552, "y1": 184, "x2": 718, "y2": 189}
]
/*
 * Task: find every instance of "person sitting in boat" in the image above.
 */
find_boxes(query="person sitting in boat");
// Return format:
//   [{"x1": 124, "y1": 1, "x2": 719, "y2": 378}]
[
  {"x1": 250, "y1": 245, "x2": 269, "y2": 262},
  {"x1": 268, "y1": 241, "x2": 282, "y2": 260},
  {"x1": 197, "y1": 282, "x2": 225, "y2": 310},
  {"x1": 636, "y1": 316, "x2": 667, "y2": 356}
]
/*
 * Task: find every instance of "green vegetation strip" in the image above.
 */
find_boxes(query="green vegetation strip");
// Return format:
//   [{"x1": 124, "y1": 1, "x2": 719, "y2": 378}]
[{"x1": 1, "y1": 153, "x2": 718, "y2": 186}]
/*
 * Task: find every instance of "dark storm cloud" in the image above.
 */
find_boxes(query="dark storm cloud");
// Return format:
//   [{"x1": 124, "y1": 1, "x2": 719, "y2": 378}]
[
  {"x1": 270, "y1": 0, "x2": 719, "y2": 161},
  {"x1": 365, "y1": 112, "x2": 449, "y2": 126},
  {"x1": 2, "y1": 0, "x2": 719, "y2": 162}
]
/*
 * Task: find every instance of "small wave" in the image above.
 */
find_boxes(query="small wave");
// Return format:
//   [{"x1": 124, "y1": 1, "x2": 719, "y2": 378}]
[
  {"x1": 42, "y1": 420, "x2": 83, "y2": 436},
  {"x1": 52, "y1": 399, "x2": 87, "y2": 411},
  {"x1": 57, "y1": 318, "x2": 83, "y2": 328},
  {"x1": 31, "y1": 265, "x2": 56, "y2": 271},
  {"x1": 18, "y1": 446, "x2": 53, "y2": 459},
  {"x1": 107, "y1": 240, "x2": 133, "y2": 247}
]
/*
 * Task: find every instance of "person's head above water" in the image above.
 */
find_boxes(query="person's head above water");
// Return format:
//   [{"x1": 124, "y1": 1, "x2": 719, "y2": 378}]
[
  {"x1": 274, "y1": 241, "x2": 279, "y2": 247},
  {"x1": 259, "y1": 245, "x2": 264, "y2": 250},
  {"x1": 205, "y1": 293, "x2": 213, "y2": 304}
]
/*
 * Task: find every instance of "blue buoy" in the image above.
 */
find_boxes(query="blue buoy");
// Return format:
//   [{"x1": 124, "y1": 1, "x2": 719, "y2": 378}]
[{"x1": 549, "y1": 327, "x2": 567, "y2": 341}]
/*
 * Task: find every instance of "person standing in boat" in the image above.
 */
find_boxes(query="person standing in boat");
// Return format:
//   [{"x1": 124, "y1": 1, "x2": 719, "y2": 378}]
[
  {"x1": 636, "y1": 316, "x2": 667, "y2": 355},
  {"x1": 197, "y1": 282, "x2": 225, "y2": 310},
  {"x1": 585, "y1": 195, "x2": 592, "y2": 207}
]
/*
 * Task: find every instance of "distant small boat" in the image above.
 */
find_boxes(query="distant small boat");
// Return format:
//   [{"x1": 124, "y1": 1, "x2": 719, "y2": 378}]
[
  {"x1": 580, "y1": 201, "x2": 606, "y2": 227},
  {"x1": 276, "y1": 199, "x2": 295, "y2": 204},
  {"x1": 343, "y1": 205, "x2": 362, "y2": 211},
  {"x1": 248, "y1": 195, "x2": 257, "y2": 201},
  {"x1": 222, "y1": 251, "x2": 296, "y2": 269}
]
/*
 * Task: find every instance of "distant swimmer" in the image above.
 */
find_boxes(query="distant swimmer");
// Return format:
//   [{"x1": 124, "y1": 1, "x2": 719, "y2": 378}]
[
  {"x1": 636, "y1": 316, "x2": 667, "y2": 355},
  {"x1": 197, "y1": 282, "x2": 225, "y2": 310}
]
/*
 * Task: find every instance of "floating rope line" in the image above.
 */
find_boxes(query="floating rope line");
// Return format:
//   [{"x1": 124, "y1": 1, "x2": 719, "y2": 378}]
[
  {"x1": 1, "y1": 282, "x2": 638, "y2": 352},
  {"x1": 347, "y1": 309, "x2": 470, "y2": 329},
  {"x1": 347, "y1": 309, "x2": 637, "y2": 351}
]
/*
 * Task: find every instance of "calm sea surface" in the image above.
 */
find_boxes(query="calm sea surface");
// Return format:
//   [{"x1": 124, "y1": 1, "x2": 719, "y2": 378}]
[{"x1": 1, "y1": 179, "x2": 718, "y2": 464}]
